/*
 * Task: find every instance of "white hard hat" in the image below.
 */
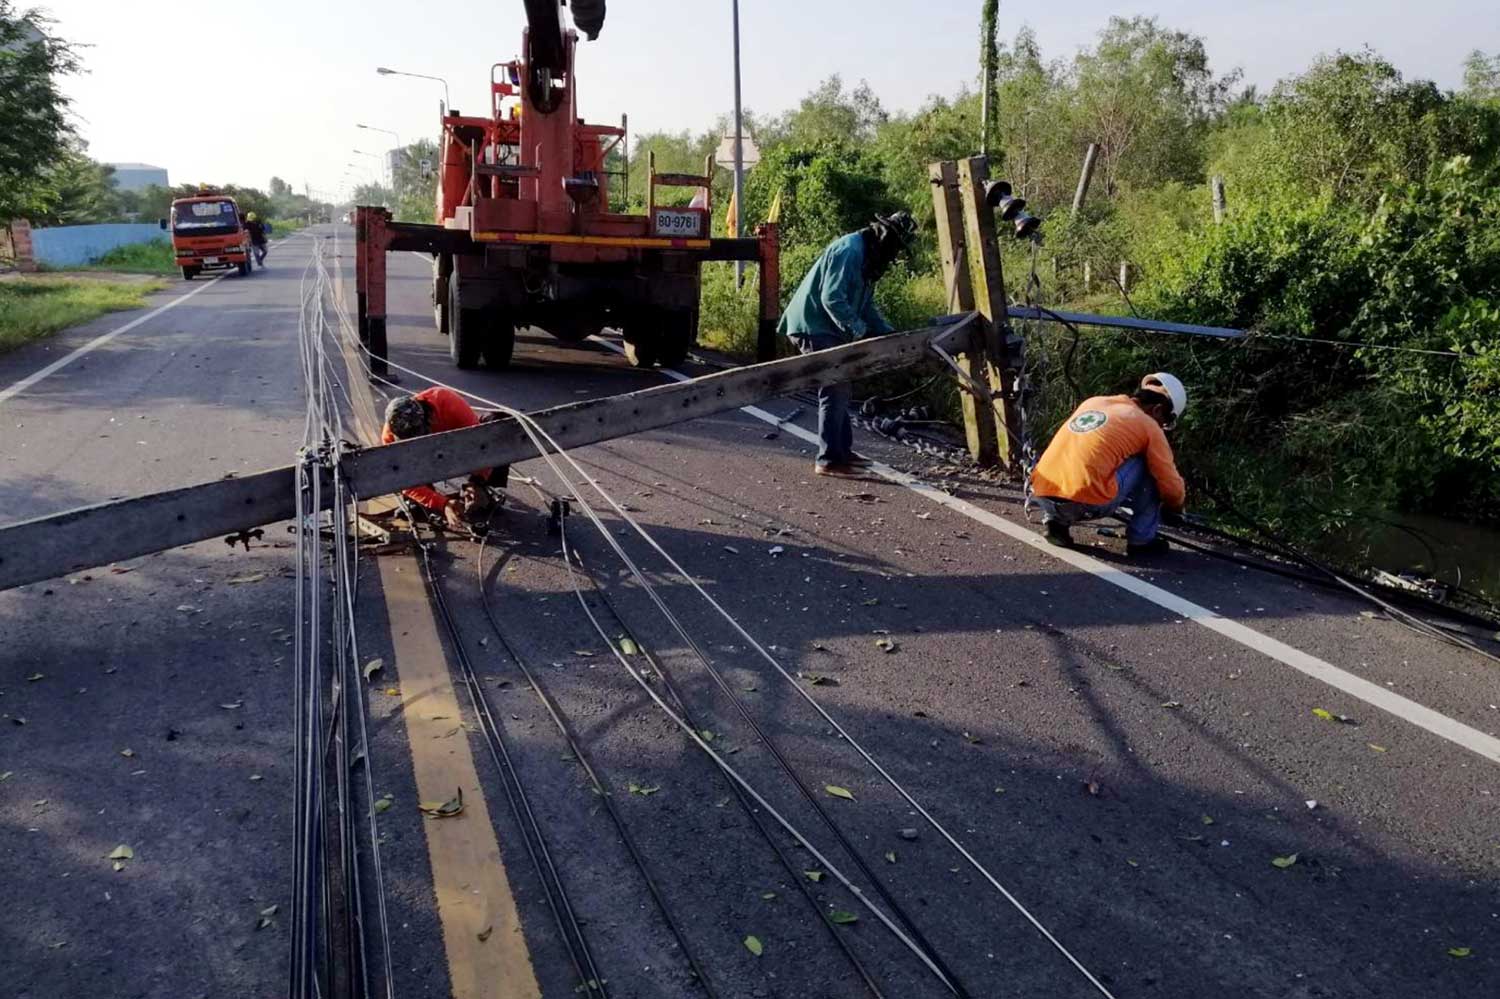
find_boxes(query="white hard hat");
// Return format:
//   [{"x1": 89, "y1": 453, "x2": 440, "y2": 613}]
[{"x1": 1141, "y1": 372, "x2": 1187, "y2": 424}]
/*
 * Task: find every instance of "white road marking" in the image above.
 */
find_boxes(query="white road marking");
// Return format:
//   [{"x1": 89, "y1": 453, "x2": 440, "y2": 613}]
[
  {"x1": 0, "y1": 232, "x2": 309, "y2": 409},
  {"x1": 591, "y1": 336, "x2": 1500, "y2": 765}
]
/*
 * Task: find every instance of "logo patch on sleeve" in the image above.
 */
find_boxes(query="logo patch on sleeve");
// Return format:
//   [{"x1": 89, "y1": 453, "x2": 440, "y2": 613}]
[{"x1": 1068, "y1": 410, "x2": 1108, "y2": 433}]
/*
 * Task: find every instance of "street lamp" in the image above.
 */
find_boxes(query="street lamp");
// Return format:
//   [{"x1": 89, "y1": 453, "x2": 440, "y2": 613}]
[{"x1": 375, "y1": 66, "x2": 451, "y2": 115}]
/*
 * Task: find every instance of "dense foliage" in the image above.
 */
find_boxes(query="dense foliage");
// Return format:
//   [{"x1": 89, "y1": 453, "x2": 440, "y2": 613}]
[{"x1": 636, "y1": 23, "x2": 1500, "y2": 535}]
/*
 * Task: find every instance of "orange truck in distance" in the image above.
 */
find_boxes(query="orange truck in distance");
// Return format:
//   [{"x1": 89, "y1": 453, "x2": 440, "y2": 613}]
[{"x1": 160, "y1": 193, "x2": 254, "y2": 280}]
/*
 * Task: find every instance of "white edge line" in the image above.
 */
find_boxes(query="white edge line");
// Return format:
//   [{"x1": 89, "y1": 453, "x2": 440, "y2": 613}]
[
  {"x1": 588, "y1": 335, "x2": 1500, "y2": 766},
  {"x1": 0, "y1": 231, "x2": 311, "y2": 408}
]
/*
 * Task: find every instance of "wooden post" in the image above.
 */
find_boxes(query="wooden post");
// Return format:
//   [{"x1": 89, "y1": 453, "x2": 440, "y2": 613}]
[
  {"x1": 1118, "y1": 261, "x2": 1132, "y2": 295},
  {"x1": 956, "y1": 156, "x2": 1020, "y2": 468},
  {"x1": 1072, "y1": 143, "x2": 1100, "y2": 214},
  {"x1": 1211, "y1": 174, "x2": 1227, "y2": 224},
  {"x1": 928, "y1": 160, "x2": 994, "y2": 464}
]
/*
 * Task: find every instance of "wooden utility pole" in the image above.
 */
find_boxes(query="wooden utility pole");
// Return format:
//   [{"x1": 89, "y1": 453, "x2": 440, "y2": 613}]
[
  {"x1": 928, "y1": 160, "x2": 994, "y2": 464},
  {"x1": 956, "y1": 155, "x2": 1020, "y2": 468},
  {"x1": 1211, "y1": 174, "x2": 1227, "y2": 224},
  {"x1": 1072, "y1": 143, "x2": 1100, "y2": 214}
]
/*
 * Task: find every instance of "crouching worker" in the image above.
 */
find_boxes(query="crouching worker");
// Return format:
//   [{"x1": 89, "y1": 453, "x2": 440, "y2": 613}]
[
  {"x1": 1031, "y1": 372, "x2": 1188, "y2": 555},
  {"x1": 381, "y1": 387, "x2": 509, "y2": 533}
]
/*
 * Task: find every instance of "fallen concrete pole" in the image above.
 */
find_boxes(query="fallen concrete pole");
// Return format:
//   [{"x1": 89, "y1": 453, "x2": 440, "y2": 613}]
[{"x1": 0, "y1": 314, "x2": 977, "y2": 591}]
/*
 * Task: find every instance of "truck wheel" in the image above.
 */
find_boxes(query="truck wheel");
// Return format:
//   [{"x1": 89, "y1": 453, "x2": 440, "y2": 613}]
[
  {"x1": 181, "y1": 266, "x2": 196, "y2": 281},
  {"x1": 237, "y1": 257, "x2": 251, "y2": 276},
  {"x1": 482, "y1": 312, "x2": 516, "y2": 370},
  {"x1": 656, "y1": 308, "x2": 697, "y2": 368},
  {"x1": 432, "y1": 253, "x2": 451, "y2": 335},
  {"x1": 448, "y1": 277, "x2": 484, "y2": 369}
]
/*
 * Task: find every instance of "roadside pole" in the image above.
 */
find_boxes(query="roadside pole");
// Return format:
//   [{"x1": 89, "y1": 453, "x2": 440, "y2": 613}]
[
  {"x1": 955, "y1": 155, "x2": 1020, "y2": 469},
  {"x1": 928, "y1": 160, "x2": 995, "y2": 465},
  {"x1": 732, "y1": 0, "x2": 745, "y2": 287}
]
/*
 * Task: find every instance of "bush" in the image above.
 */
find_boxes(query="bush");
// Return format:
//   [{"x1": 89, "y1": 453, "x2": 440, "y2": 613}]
[{"x1": 91, "y1": 239, "x2": 175, "y2": 274}]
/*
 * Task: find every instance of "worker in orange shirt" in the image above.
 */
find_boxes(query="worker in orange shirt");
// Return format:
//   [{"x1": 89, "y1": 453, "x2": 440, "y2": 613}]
[
  {"x1": 381, "y1": 387, "x2": 508, "y2": 532},
  {"x1": 1031, "y1": 372, "x2": 1187, "y2": 555}
]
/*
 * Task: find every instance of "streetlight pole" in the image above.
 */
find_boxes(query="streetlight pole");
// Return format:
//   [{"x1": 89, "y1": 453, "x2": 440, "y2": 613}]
[
  {"x1": 731, "y1": 0, "x2": 744, "y2": 286},
  {"x1": 376, "y1": 66, "x2": 451, "y2": 116}
]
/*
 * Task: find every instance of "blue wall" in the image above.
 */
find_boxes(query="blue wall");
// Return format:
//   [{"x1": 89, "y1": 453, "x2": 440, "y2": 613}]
[{"x1": 31, "y1": 223, "x2": 165, "y2": 268}]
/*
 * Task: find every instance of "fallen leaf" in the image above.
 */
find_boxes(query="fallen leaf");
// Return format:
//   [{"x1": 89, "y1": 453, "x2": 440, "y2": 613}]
[
  {"x1": 1201, "y1": 815, "x2": 1215, "y2": 826},
  {"x1": 26, "y1": 673, "x2": 44, "y2": 682},
  {"x1": 0, "y1": 771, "x2": 11, "y2": 782},
  {"x1": 825, "y1": 785, "x2": 855, "y2": 801},
  {"x1": 1127, "y1": 858, "x2": 1140, "y2": 868},
  {"x1": 1271, "y1": 853, "x2": 1299, "y2": 869},
  {"x1": 573, "y1": 650, "x2": 595, "y2": 657},
  {"x1": 863, "y1": 598, "x2": 880, "y2": 606},
  {"x1": 260, "y1": 904, "x2": 278, "y2": 917},
  {"x1": 628, "y1": 783, "x2": 660, "y2": 796},
  {"x1": 722, "y1": 545, "x2": 740, "y2": 555},
  {"x1": 384, "y1": 687, "x2": 400, "y2": 696},
  {"x1": 477, "y1": 925, "x2": 494, "y2": 942},
  {"x1": 1085, "y1": 781, "x2": 1102, "y2": 797},
  {"x1": 220, "y1": 701, "x2": 243, "y2": 710},
  {"x1": 829, "y1": 911, "x2": 859, "y2": 925},
  {"x1": 768, "y1": 546, "x2": 784, "y2": 556},
  {"x1": 798, "y1": 672, "x2": 838, "y2": 686},
  {"x1": 363, "y1": 658, "x2": 384, "y2": 680},
  {"x1": 618, "y1": 637, "x2": 639, "y2": 656},
  {"x1": 1312, "y1": 708, "x2": 1335, "y2": 722},
  {"x1": 227, "y1": 573, "x2": 267, "y2": 585},
  {"x1": 119, "y1": 749, "x2": 135, "y2": 758},
  {"x1": 743, "y1": 935, "x2": 763, "y2": 956},
  {"x1": 175, "y1": 605, "x2": 198, "y2": 613},
  {"x1": 804, "y1": 870, "x2": 824, "y2": 882},
  {"x1": 1448, "y1": 947, "x2": 1472, "y2": 958},
  {"x1": 1368, "y1": 743, "x2": 1388, "y2": 753},
  {"x1": 884, "y1": 851, "x2": 897, "y2": 864},
  {"x1": 874, "y1": 638, "x2": 899, "y2": 654},
  {"x1": 373, "y1": 795, "x2": 393, "y2": 814},
  {"x1": 1161, "y1": 701, "x2": 1182, "y2": 710},
  {"x1": 760, "y1": 891, "x2": 777, "y2": 900},
  {"x1": 107, "y1": 845, "x2": 134, "y2": 861},
  {"x1": 698, "y1": 729, "x2": 715, "y2": 742},
  {"x1": 250, "y1": 774, "x2": 264, "y2": 782},
  {"x1": 419, "y1": 789, "x2": 465, "y2": 818}
]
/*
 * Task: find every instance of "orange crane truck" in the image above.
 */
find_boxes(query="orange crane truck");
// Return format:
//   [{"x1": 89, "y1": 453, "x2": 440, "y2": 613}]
[
  {"x1": 160, "y1": 191, "x2": 255, "y2": 280},
  {"x1": 353, "y1": 0, "x2": 778, "y2": 375}
]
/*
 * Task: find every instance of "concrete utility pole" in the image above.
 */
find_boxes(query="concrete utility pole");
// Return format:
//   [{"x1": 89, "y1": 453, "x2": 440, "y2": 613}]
[
  {"x1": 1073, "y1": 143, "x2": 1100, "y2": 214},
  {"x1": 979, "y1": 0, "x2": 999, "y2": 157},
  {"x1": 732, "y1": 0, "x2": 745, "y2": 286}
]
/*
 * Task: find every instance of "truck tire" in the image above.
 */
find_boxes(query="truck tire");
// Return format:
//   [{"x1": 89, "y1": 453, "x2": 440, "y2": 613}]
[
  {"x1": 482, "y1": 312, "x2": 516, "y2": 370},
  {"x1": 181, "y1": 266, "x2": 196, "y2": 281},
  {"x1": 656, "y1": 308, "x2": 697, "y2": 368},
  {"x1": 432, "y1": 253, "x2": 451, "y2": 335},
  {"x1": 448, "y1": 276, "x2": 484, "y2": 369},
  {"x1": 237, "y1": 257, "x2": 251, "y2": 276}
]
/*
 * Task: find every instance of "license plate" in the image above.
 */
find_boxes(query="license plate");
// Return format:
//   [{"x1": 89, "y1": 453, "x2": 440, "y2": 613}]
[
  {"x1": 652, "y1": 209, "x2": 703, "y2": 238},
  {"x1": 202, "y1": 256, "x2": 220, "y2": 264}
]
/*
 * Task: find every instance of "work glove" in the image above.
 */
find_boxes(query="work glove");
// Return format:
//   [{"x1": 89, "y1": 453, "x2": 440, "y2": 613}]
[{"x1": 442, "y1": 500, "x2": 468, "y2": 533}]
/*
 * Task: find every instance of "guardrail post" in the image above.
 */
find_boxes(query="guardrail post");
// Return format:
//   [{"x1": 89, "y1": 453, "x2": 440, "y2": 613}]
[
  {"x1": 955, "y1": 156, "x2": 1019, "y2": 469},
  {"x1": 928, "y1": 160, "x2": 996, "y2": 465},
  {"x1": 755, "y1": 222, "x2": 779, "y2": 361}
]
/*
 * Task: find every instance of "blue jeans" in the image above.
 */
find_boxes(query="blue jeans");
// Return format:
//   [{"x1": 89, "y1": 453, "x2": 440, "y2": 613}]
[
  {"x1": 1036, "y1": 455, "x2": 1161, "y2": 544},
  {"x1": 790, "y1": 333, "x2": 852, "y2": 467}
]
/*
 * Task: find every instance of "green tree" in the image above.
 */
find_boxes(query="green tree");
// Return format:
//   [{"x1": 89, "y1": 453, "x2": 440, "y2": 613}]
[
  {"x1": 269, "y1": 176, "x2": 292, "y2": 198},
  {"x1": 30, "y1": 141, "x2": 122, "y2": 225},
  {"x1": 1463, "y1": 49, "x2": 1500, "y2": 101},
  {"x1": 0, "y1": 2, "x2": 80, "y2": 220},
  {"x1": 391, "y1": 138, "x2": 438, "y2": 222},
  {"x1": 766, "y1": 75, "x2": 888, "y2": 148}
]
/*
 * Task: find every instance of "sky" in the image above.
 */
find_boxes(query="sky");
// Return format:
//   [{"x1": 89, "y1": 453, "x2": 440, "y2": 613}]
[{"x1": 36, "y1": 0, "x2": 1500, "y2": 201}]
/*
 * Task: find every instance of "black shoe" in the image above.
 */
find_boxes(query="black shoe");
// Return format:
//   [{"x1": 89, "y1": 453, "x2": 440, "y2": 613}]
[
  {"x1": 1043, "y1": 520, "x2": 1073, "y2": 547},
  {"x1": 1126, "y1": 537, "x2": 1171, "y2": 556}
]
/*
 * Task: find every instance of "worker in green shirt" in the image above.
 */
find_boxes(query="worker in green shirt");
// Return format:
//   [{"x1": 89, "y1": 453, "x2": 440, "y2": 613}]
[{"x1": 778, "y1": 211, "x2": 916, "y2": 477}]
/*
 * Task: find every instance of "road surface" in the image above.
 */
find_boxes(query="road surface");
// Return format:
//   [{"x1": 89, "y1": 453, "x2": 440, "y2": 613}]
[{"x1": 1, "y1": 227, "x2": 1496, "y2": 999}]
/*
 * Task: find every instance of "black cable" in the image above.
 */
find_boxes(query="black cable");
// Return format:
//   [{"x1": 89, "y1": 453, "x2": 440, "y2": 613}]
[
  {"x1": 473, "y1": 533, "x2": 720, "y2": 998},
  {"x1": 543, "y1": 523, "x2": 890, "y2": 999},
  {"x1": 410, "y1": 517, "x2": 609, "y2": 997},
  {"x1": 553, "y1": 489, "x2": 974, "y2": 999}
]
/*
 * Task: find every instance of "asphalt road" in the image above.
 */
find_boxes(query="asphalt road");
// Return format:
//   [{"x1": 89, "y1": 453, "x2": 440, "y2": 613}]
[{"x1": 2, "y1": 226, "x2": 1497, "y2": 999}]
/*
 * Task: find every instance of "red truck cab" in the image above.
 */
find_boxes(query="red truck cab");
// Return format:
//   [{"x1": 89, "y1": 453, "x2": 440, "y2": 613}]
[{"x1": 160, "y1": 194, "x2": 253, "y2": 280}]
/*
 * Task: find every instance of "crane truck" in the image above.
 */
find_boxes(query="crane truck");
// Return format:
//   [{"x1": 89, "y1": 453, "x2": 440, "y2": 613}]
[{"x1": 353, "y1": 0, "x2": 779, "y2": 374}]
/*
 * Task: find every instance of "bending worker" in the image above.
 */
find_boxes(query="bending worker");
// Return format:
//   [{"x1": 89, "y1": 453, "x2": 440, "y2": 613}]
[
  {"x1": 778, "y1": 210, "x2": 916, "y2": 477},
  {"x1": 381, "y1": 387, "x2": 508, "y2": 532},
  {"x1": 1031, "y1": 372, "x2": 1187, "y2": 555}
]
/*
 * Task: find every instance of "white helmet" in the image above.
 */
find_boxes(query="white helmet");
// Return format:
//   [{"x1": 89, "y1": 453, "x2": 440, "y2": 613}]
[{"x1": 1140, "y1": 372, "x2": 1187, "y2": 425}]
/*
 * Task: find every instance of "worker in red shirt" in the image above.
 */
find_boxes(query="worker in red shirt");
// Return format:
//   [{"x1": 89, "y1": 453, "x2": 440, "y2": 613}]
[
  {"x1": 1031, "y1": 372, "x2": 1187, "y2": 555},
  {"x1": 381, "y1": 387, "x2": 508, "y2": 532}
]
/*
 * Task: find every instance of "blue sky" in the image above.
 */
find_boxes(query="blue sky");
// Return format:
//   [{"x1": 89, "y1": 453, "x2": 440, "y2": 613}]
[{"x1": 40, "y1": 0, "x2": 1500, "y2": 199}]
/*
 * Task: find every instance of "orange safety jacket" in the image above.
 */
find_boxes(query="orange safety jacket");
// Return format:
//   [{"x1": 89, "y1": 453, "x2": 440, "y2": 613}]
[
  {"x1": 380, "y1": 386, "x2": 493, "y2": 511},
  {"x1": 1032, "y1": 395, "x2": 1186, "y2": 511}
]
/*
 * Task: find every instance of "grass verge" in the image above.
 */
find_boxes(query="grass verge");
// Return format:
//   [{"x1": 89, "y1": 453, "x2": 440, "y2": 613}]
[
  {"x1": 0, "y1": 276, "x2": 167, "y2": 355},
  {"x1": 87, "y1": 239, "x2": 178, "y2": 275}
]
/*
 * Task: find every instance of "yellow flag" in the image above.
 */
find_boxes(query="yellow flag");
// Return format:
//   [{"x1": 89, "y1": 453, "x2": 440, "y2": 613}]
[
  {"x1": 766, "y1": 189, "x2": 782, "y2": 224},
  {"x1": 725, "y1": 187, "x2": 739, "y2": 237}
]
